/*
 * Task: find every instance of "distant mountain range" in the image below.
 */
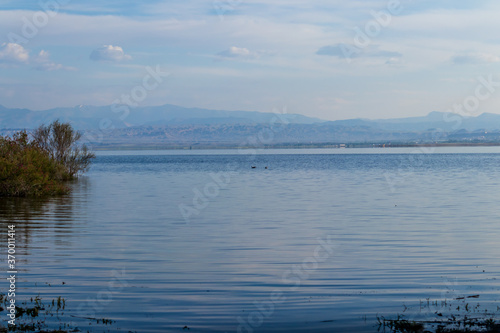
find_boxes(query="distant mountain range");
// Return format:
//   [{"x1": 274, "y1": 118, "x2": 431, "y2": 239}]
[
  {"x1": 1, "y1": 104, "x2": 500, "y2": 147},
  {"x1": 332, "y1": 111, "x2": 500, "y2": 132},
  {"x1": 0, "y1": 104, "x2": 323, "y2": 130}
]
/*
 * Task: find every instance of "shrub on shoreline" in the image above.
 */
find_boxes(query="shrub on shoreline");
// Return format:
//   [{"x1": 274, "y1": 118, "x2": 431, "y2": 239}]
[
  {"x1": 32, "y1": 121, "x2": 95, "y2": 178},
  {"x1": 0, "y1": 121, "x2": 95, "y2": 197}
]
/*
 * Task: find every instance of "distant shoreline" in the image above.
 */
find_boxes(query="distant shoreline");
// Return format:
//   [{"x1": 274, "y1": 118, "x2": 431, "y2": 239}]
[{"x1": 91, "y1": 142, "x2": 500, "y2": 151}]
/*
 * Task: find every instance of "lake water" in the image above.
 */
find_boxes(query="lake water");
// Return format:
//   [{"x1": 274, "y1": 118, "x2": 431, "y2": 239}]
[{"x1": 2, "y1": 147, "x2": 500, "y2": 332}]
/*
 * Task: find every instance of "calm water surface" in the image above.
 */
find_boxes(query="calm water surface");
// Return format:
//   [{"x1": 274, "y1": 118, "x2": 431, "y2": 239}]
[{"x1": 2, "y1": 147, "x2": 500, "y2": 332}]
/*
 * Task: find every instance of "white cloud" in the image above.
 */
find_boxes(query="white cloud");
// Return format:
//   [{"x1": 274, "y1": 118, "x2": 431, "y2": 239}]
[
  {"x1": 0, "y1": 43, "x2": 72, "y2": 71},
  {"x1": 217, "y1": 46, "x2": 258, "y2": 60},
  {"x1": 386, "y1": 57, "x2": 404, "y2": 66},
  {"x1": 216, "y1": 46, "x2": 276, "y2": 61},
  {"x1": 90, "y1": 45, "x2": 132, "y2": 62},
  {"x1": 0, "y1": 43, "x2": 29, "y2": 65},
  {"x1": 33, "y1": 50, "x2": 77, "y2": 71}
]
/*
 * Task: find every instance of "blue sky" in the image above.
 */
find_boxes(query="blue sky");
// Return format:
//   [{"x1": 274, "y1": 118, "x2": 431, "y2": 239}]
[{"x1": 1, "y1": 0, "x2": 500, "y2": 120}]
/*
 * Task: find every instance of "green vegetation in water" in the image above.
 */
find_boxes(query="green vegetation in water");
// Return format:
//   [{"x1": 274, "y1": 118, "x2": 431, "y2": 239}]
[
  {"x1": 0, "y1": 120, "x2": 95, "y2": 197},
  {"x1": 379, "y1": 316, "x2": 500, "y2": 333},
  {"x1": 0, "y1": 292, "x2": 115, "y2": 332},
  {"x1": 378, "y1": 295, "x2": 500, "y2": 333}
]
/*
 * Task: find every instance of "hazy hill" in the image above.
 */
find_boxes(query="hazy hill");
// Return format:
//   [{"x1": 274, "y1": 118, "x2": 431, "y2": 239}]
[
  {"x1": 0, "y1": 104, "x2": 324, "y2": 130},
  {"x1": 330, "y1": 111, "x2": 500, "y2": 132},
  {"x1": 2, "y1": 104, "x2": 500, "y2": 146}
]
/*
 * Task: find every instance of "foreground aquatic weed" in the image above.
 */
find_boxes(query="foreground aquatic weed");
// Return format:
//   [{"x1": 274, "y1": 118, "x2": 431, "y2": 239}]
[
  {"x1": 0, "y1": 293, "x2": 114, "y2": 332},
  {"x1": 378, "y1": 295, "x2": 500, "y2": 333},
  {"x1": 377, "y1": 314, "x2": 424, "y2": 332}
]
